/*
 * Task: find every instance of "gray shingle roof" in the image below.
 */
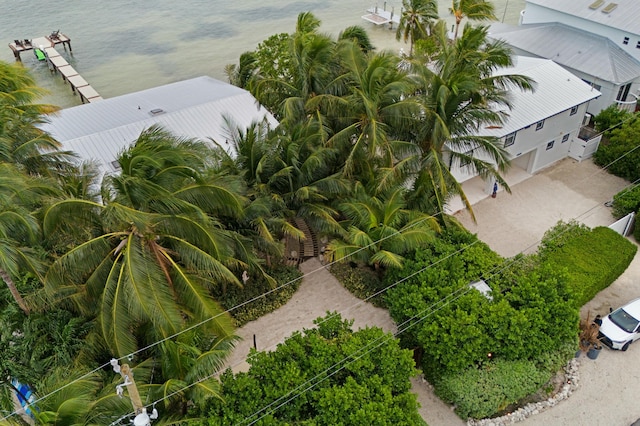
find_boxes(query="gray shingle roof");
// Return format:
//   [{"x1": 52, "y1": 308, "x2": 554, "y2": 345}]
[
  {"x1": 489, "y1": 22, "x2": 640, "y2": 84},
  {"x1": 40, "y1": 76, "x2": 278, "y2": 174},
  {"x1": 526, "y1": 0, "x2": 640, "y2": 35}
]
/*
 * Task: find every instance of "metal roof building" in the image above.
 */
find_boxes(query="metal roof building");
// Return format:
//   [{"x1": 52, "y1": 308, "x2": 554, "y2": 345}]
[
  {"x1": 479, "y1": 56, "x2": 600, "y2": 138},
  {"x1": 524, "y1": 0, "x2": 640, "y2": 35},
  {"x1": 489, "y1": 22, "x2": 640, "y2": 85},
  {"x1": 40, "y1": 76, "x2": 278, "y2": 174}
]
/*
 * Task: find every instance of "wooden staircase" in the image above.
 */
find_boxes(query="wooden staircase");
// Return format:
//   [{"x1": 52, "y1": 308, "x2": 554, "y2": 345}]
[{"x1": 284, "y1": 217, "x2": 319, "y2": 266}]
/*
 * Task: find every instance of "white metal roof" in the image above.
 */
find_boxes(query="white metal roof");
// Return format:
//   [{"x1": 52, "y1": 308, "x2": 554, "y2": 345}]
[
  {"x1": 40, "y1": 76, "x2": 278, "y2": 174},
  {"x1": 526, "y1": 0, "x2": 640, "y2": 35},
  {"x1": 489, "y1": 23, "x2": 640, "y2": 84},
  {"x1": 480, "y1": 56, "x2": 601, "y2": 137}
]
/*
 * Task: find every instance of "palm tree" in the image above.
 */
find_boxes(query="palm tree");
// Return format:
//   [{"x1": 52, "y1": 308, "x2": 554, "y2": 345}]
[
  {"x1": 396, "y1": 0, "x2": 439, "y2": 56},
  {"x1": 0, "y1": 164, "x2": 51, "y2": 315},
  {"x1": 325, "y1": 184, "x2": 439, "y2": 270},
  {"x1": 338, "y1": 25, "x2": 375, "y2": 54},
  {"x1": 43, "y1": 127, "x2": 244, "y2": 357},
  {"x1": 450, "y1": 0, "x2": 496, "y2": 40},
  {"x1": 324, "y1": 41, "x2": 419, "y2": 190},
  {"x1": 0, "y1": 61, "x2": 74, "y2": 177},
  {"x1": 251, "y1": 13, "x2": 338, "y2": 125},
  {"x1": 154, "y1": 332, "x2": 238, "y2": 417},
  {"x1": 404, "y1": 22, "x2": 533, "y2": 222}
]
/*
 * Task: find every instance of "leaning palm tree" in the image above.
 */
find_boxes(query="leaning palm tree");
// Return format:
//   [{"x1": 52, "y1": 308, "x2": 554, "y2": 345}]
[
  {"x1": 0, "y1": 61, "x2": 75, "y2": 177},
  {"x1": 396, "y1": 0, "x2": 439, "y2": 56},
  {"x1": 0, "y1": 164, "x2": 50, "y2": 315},
  {"x1": 450, "y1": 0, "x2": 496, "y2": 40},
  {"x1": 43, "y1": 128, "x2": 245, "y2": 357},
  {"x1": 404, "y1": 22, "x2": 533, "y2": 223}
]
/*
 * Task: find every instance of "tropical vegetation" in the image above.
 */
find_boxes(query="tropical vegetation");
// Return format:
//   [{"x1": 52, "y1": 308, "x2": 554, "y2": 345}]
[{"x1": 0, "y1": 7, "x2": 618, "y2": 425}]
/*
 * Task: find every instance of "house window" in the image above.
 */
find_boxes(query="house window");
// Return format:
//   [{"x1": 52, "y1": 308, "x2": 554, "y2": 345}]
[
  {"x1": 460, "y1": 149, "x2": 474, "y2": 168},
  {"x1": 623, "y1": 37, "x2": 629, "y2": 45},
  {"x1": 617, "y1": 83, "x2": 632, "y2": 101},
  {"x1": 562, "y1": 134, "x2": 570, "y2": 143},
  {"x1": 546, "y1": 140, "x2": 555, "y2": 150},
  {"x1": 570, "y1": 106, "x2": 578, "y2": 116},
  {"x1": 536, "y1": 120, "x2": 545, "y2": 131},
  {"x1": 581, "y1": 79, "x2": 602, "y2": 91},
  {"x1": 504, "y1": 132, "x2": 516, "y2": 147}
]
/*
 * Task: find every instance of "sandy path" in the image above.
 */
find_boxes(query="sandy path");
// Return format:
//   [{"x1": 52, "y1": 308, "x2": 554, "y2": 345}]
[
  {"x1": 223, "y1": 258, "x2": 397, "y2": 373},
  {"x1": 224, "y1": 158, "x2": 638, "y2": 426}
]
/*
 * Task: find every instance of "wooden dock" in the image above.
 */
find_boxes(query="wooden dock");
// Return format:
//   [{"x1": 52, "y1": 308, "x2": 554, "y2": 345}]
[
  {"x1": 362, "y1": 3, "x2": 401, "y2": 27},
  {"x1": 8, "y1": 31, "x2": 72, "y2": 61},
  {"x1": 8, "y1": 32, "x2": 102, "y2": 104}
]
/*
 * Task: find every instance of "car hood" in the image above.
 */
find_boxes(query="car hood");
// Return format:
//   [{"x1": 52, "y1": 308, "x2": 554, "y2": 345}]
[{"x1": 600, "y1": 316, "x2": 633, "y2": 342}]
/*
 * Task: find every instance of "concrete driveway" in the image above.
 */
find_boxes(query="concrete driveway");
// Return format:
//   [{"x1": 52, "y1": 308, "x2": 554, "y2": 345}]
[{"x1": 449, "y1": 158, "x2": 640, "y2": 426}]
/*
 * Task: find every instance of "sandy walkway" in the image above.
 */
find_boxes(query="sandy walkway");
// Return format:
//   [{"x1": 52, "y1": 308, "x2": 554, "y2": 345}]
[
  {"x1": 223, "y1": 258, "x2": 397, "y2": 373},
  {"x1": 224, "y1": 158, "x2": 639, "y2": 426}
]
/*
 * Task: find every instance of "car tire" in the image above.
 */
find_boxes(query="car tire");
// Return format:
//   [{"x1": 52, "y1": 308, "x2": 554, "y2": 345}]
[{"x1": 622, "y1": 341, "x2": 631, "y2": 351}]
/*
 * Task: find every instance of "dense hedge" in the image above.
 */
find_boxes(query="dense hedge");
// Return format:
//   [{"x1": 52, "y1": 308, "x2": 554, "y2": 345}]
[
  {"x1": 611, "y1": 185, "x2": 640, "y2": 219},
  {"x1": 593, "y1": 113, "x2": 640, "y2": 182},
  {"x1": 435, "y1": 359, "x2": 549, "y2": 419},
  {"x1": 538, "y1": 224, "x2": 637, "y2": 306},
  {"x1": 382, "y1": 229, "x2": 579, "y2": 420},
  {"x1": 212, "y1": 265, "x2": 302, "y2": 326},
  {"x1": 434, "y1": 342, "x2": 575, "y2": 419},
  {"x1": 330, "y1": 261, "x2": 386, "y2": 307},
  {"x1": 384, "y1": 230, "x2": 577, "y2": 379},
  {"x1": 203, "y1": 313, "x2": 425, "y2": 425}
]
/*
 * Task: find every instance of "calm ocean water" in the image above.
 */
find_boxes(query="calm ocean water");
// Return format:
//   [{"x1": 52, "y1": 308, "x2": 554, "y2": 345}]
[{"x1": 0, "y1": 0, "x2": 524, "y2": 108}]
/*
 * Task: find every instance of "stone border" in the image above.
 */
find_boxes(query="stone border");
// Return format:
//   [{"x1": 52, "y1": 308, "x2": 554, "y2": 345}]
[{"x1": 467, "y1": 358, "x2": 580, "y2": 426}]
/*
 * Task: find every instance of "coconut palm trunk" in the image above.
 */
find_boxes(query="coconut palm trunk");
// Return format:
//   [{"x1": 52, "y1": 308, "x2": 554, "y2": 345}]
[{"x1": 0, "y1": 268, "x2": 30, "y2": 314}]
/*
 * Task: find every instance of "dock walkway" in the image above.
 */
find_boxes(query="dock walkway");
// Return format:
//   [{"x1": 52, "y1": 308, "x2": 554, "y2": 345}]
[
  {"x1": 8, "y1": 32, "x2": 102, "y2": 104},
  {"x1": 362, "y1": 3, "x2": 401, "y2": 27}
]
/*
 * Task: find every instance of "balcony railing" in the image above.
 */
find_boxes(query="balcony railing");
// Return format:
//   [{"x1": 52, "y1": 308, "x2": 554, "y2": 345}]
[{"x1": 615, "y1": 93, "x2": 639, "y2": 113}]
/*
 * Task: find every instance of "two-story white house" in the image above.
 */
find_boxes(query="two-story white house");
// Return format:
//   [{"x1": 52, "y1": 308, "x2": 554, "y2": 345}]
[
  {"x1": 488, "y1": 0, "x2": 640, "y2": 114},
  {"x1": 449, "y1": 56, "x2": 601, "y2": 189}
]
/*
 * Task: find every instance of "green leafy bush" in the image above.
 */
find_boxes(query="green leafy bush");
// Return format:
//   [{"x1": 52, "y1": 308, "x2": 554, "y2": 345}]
[
  {"x1": 593, "y1": 114, "x2": 640, "y2": 181},
  {"x1": 538, "y1": 220, "x2": 590, "y2": 253},
  {"x1": 593, "y1": 105, "x2": 633, "y2": 136},
  {"x1": 330, "y1": 261, "x2": 386, "y2": 307},
  {"x1": 539, "y1": 226, "x2": 637, "y2": 306},
  {"x1": 435, "y1": 360, "x2": 550, "y2": 419},
  {"x1": 213, "y1": 265, "x2": 302, "y2": 326},
  {"x1": 203, "y1": 313, "x2": 425, "y2": 425},
  {"x1": 611, "y1": 185, "x2": 640, "y2": 219}
]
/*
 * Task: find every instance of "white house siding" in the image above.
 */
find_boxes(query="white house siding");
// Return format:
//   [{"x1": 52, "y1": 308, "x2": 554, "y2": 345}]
[{"x1": 449, "y1": 57, "x2": 598, "y2": 185}]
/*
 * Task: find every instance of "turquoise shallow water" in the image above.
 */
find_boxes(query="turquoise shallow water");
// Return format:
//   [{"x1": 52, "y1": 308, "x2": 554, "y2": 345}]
[{"x1": 0, "y1": 0, "x2": 524, "y2": 108}]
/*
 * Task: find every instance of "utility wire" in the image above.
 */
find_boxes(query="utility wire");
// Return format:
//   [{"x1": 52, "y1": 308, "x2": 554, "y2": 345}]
[{"x1": 3, "y1": 113, "x2": 638, "y2": 423}]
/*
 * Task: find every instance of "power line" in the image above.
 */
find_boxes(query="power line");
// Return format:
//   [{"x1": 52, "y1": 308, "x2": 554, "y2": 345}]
[{"x1": 3, "y1": 113, "x2": 638, "y2": 423}]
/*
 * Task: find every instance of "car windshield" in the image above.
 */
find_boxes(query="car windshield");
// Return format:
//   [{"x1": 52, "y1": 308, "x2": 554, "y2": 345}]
[{"x1": 609, "y1": 308, "x2": 640, "y2": 333}]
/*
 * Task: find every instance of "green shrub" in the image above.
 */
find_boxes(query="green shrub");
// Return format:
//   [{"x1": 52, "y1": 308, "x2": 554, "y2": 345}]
[
  {"x1": 538, "y1": 220, "x2": 590, "y2": 254},
  {"x1": 593, "y1": 105, "x2": 632, "y2": 136},
  {"x1": 435, "y1": 359, "x2": 550, "y2": 420},
  {"x1": 204, "y1": 313, "x2": 424, "y2": 425},
  {"x1": 593, "y1": 114, "x2": 640, "y2": 181},
  {"x1": 212, "y1": 265, "x2": 302, "y2": 327},
  {"x1": 330, "y1": 261, "x2": 386, "y2": 307},
  {"x1": 611, "y1": 185, "x2": 640, "y2": 219},
  {"x1": 539, "y1": 226, "x2": 637, "y2": 306}
]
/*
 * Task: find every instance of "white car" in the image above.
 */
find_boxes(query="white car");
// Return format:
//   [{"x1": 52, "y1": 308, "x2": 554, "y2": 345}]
[{"x1": 599, "y1": 298, "x2": 640, "y2": 351}]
